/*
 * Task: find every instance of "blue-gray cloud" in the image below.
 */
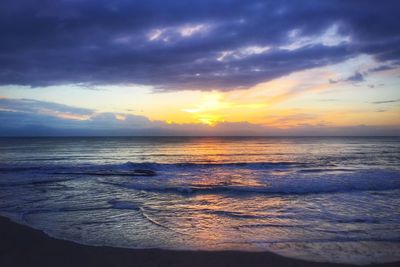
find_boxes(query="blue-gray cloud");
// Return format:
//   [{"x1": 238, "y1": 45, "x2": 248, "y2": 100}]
[
  {"x1": 0, "y1": 0, "x2": 399, "y2": 90},
  {"x1": 0, "y1": 98, "x2": 153, "y2": 131},
  {"x1": 368, "y1": 64, "x2": 398, "y2": 72},
  {"x1": 329, "y1": 71, "x2": 366, "y2": 84},
  {"x1": 345, "y1": 72, "x2": 365, "y2": 82},
  {"x1": 371, "y1": 99, "x2": 400, "y2": 104},
  {"x1": 0, "y1": 98, "x2": 93, "y2": 115}
]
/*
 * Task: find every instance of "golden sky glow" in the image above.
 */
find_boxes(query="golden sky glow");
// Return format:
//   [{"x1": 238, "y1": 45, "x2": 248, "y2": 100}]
[
  {"x1": 1, "y1": 56, "x2": 399, "y2": 130},
  {"x1": 1, "y1": 1, "x2": 400, "y2": 136}
]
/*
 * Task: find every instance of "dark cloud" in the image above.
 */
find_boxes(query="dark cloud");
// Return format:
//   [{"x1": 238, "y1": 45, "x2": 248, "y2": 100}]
[
  {"x1": 328, "y1": 71, "x2": 365, "y2": 84},
  {"x1": 0, "y1": 0, "x2": 399, "y2": 90},
  {"x1": 345, "y1": 72, "x2": 364, "y2": 82},
  {"x1": 329, "y1": 71, "x2": 375, "y2": 84},
  {"x1": 371, "y1": 99, "x2": 400, "y2": 104},
  {"x1": 329, "y1": 79, "x2": 338, "y2": 84},
  {"x1": 369, "y1": 64, "x2": 397, "y2": 72}
]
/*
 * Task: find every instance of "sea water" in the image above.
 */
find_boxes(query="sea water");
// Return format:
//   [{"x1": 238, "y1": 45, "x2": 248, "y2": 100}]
[{"x1": 0, "y1": 137, "x2": 399, "y2": 264}]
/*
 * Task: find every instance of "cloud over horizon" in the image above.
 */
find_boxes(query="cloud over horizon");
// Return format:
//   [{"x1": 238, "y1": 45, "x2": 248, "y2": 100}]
[
  {"x1": 0, "y1": 98, "x2": 398, "y2": 136},
  {"x1": 1, "y1": 0, "x2": 399, "y2": 91}
]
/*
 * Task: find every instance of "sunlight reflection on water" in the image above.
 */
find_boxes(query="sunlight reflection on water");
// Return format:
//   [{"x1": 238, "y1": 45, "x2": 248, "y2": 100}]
[{"x1": 0, "y1": 137, "x2": 399, "y2": 264}]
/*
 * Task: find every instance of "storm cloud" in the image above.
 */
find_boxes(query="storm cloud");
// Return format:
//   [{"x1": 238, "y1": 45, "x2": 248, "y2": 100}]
[{"x1": 0, "y1": 0, "x2": 399, "y2": 90}]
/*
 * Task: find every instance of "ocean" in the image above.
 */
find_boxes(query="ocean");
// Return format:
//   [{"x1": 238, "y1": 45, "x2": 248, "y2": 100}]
[{"x1": 0, "y1": 137, "x2": 399, "y2": 264}]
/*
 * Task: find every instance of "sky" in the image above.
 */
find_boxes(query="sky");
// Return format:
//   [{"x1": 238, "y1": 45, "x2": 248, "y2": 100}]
[{"x1": 0, "y1": 0, "x2": 399, "y2": 136}]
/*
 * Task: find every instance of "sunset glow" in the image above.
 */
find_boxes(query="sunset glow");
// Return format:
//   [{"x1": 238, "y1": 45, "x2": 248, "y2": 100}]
[
  {"x1": 0, "y1": 1, "x2": 398, "y2": 136},
  {"x1": 1, "y1": 2, "x2": 400, "y2": 267}
]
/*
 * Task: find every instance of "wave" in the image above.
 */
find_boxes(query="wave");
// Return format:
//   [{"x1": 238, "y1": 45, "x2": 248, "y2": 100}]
[
  {"x1": 0, "y1": 177, "x2": 75, "y2": 187},
  {"x1": 225, "y1": 236, "x2": 400, "y2": 245},
  {"x1": 0, "y1": 161, "x2": 306, "y2": 172},
  {"x1": 111, "y1": 181, "x2": 400, "y2": 196},
  {"x1": 108, "y1": 200, "x2": 189, "y2": 235},
  {"x1": 1, "y1": 161, "x2": 399, "y2": 196},
  {"x1": 108, "y1": 200, "x2": 140, "y2": 210},
  {"x1": 108, "y1": 169, "x2": 400, "y2": 196},
  {"x1": 51, "y1": 169, "x2": 157, "y2": 177},
  {"x1": 0, "y1": 161, "x2": 305, "y2": 186},
  {"x1": 0, "y1": 166, "x2": 45, "y2": 172}
]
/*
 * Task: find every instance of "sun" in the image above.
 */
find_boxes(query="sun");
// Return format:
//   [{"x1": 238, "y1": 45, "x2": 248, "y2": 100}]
[{"x1": 182, "y1": 92, "x2": 228, "y2": 125}]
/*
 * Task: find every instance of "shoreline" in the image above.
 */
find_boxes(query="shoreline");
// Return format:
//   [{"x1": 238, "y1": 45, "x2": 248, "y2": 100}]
[{"x1": 0, "y1": 216, "x2": 399, "y2": 267}]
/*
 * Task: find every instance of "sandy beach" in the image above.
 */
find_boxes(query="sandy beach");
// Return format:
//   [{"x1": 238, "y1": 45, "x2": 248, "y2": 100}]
[{"x1": 0, "y1": 216, "x2": 398, "y2": 267}]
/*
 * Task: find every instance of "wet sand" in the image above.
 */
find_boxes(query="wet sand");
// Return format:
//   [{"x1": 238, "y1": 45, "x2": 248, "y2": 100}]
[{"x1": 0, "y1": 216, "x2": 398, "y2": 267}]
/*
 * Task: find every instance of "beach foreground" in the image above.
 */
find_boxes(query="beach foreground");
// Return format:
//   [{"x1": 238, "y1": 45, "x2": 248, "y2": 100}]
[{"x1": 0, "y1": 216, "x2": 398, "y2": 267}]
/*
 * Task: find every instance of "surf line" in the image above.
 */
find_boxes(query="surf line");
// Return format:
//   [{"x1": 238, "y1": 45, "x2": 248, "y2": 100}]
[{"x1": 138, "y1": 207, "x2": 191, "y2": 236}]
